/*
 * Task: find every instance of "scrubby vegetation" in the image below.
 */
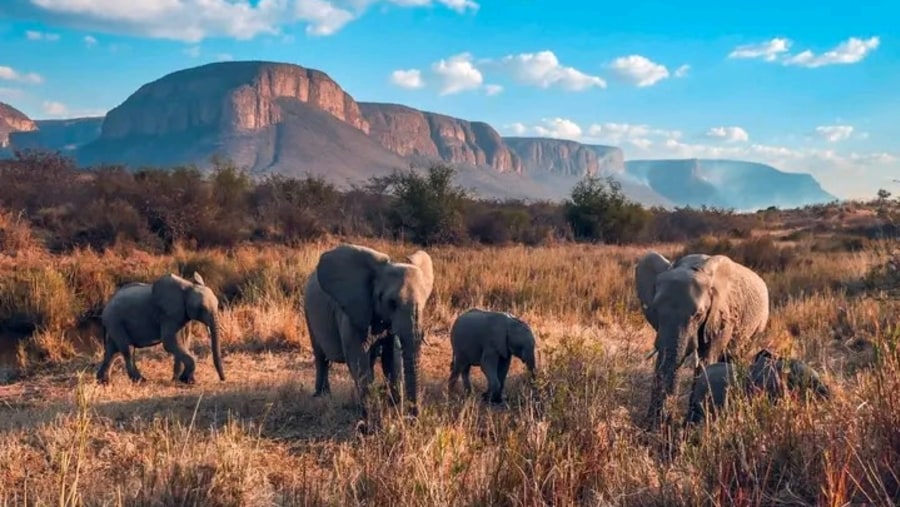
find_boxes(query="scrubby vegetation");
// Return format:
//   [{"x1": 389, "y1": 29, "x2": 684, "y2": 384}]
[{"x1": 0, "y1": 150, "x2": 899, "y2": 505}]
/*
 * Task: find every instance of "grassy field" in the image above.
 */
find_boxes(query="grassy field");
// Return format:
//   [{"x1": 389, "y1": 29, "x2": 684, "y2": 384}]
[{"x1": 0, "y1": 232, "x2": 898, "y2": 506}]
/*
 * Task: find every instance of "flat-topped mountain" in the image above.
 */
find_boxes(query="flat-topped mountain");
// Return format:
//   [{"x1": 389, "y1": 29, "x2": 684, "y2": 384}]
[
  {"x1": 625, "y1": 159, "x2": 837, "y2": 210},
  {"x1": 0, "y1": 61, "x2": 838, "y2": 208}
]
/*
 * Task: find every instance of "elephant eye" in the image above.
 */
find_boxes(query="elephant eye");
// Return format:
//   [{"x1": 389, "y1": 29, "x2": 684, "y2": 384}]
[{"x1": 388, "y1": 298, "x2": 398, "y2": 311}]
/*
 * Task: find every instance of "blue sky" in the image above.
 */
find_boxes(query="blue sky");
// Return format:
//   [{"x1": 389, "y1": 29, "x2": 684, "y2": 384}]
[{"x1": 0, "y1": 0, "x2": 898, "y2": 198}]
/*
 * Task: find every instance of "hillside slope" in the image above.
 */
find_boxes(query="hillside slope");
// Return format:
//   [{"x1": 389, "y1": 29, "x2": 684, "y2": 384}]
[{"x1": 625, "y1": 159, "x2": 837, "y2": 210}]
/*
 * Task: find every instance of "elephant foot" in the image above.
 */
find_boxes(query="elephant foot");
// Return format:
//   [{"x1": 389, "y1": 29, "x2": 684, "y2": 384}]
[
  {"x1": 128, "y1": 375, "x2": 146, "y2": 384},
  {"x1": 313, "y1": 389, "x2": 330, "y2": 398},
  {"x1": 481, "y1": 392, "x2": 504, "y2": 406},
  {"x1": 96, "y1": 375, "x2": 110, "y2": 385},
  {"x1": 178, "y1": 373, "x2": 196, "y2": 385}
]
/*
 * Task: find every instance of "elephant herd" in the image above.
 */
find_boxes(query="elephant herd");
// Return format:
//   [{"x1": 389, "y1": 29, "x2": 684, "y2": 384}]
[{"x1": 95, "y1": 243, "x2": 831, "y2": 432}]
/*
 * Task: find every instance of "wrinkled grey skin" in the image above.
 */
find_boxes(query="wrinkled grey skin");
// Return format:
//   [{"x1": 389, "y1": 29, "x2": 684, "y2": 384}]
[
  {"x1": 686, "y1": 350, "x2": 830, "y2": 425},
  {"x1": 303, "y1": 244, "x2": 434, "y2": 422},
  {"x1": 636, "y1": 251, "x2": 770, "y2": 429},
  {"x1": 97, "y1": 272, "x2": 224, "y2": 384},
  {"x1": 448, "y1": 308, "x2": 537, "y2": 404},
  {"x1": 748, "y1": 349, "x2": 831, "y2": 400},
  {"x1": 685, "y1": 362, "x2": 738, "y2": 425}
]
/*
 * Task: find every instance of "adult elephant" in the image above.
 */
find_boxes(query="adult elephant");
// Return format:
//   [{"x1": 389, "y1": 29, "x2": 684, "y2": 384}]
[
  {"x1": 303, "y1": 244, "x2": 434, "y2": 424},
  {"x1": 96, "y1": 272, "x2": 225, "y2": 384},
  {"x1": 635, "y1": 251, "x2": 769, "y2": 429}
]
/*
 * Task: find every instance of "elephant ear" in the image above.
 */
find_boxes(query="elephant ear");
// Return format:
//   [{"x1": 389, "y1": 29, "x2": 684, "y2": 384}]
[
  {"x1": 635, "y1": 251, "x2": 672, "y2": 330},
  {"x1": 701, "y1": 256, "x2": 737, "y2": 348},
  {"x1": 316, "y1": 244, "x2": 390, "y2": 332},
  {"x1": 192, "y1": 272, "x2": 206, "y2": 286},
  {"x1": 406, "y1": 250, "x2": 434, "y2": 299},
  {"x1": 151, "y1": 273, "x2": 188, "y2": 322}
]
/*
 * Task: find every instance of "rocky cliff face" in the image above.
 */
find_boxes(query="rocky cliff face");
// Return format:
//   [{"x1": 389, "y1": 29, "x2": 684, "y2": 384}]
[
  {"x1": 0, "y1": 102, "x2": 37, "y2": 147},
  {"x1": 360, "y1": 102, "x2": 522, "y2": 173},
  {"x1": 99, "y1": 61, "x2": 369, "y2": 140},
  {"x1": 503, "y1": 137, "x2": 628, "y2": 177}
]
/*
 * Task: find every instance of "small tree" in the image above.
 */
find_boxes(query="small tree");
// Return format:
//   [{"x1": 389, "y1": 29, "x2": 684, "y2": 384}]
[
  {"x1": 563, "y1": 175, "x2": 650, "y2": 244},
  {"x1": 382, "y1": 163, "x2": 470, "y2": 245}
]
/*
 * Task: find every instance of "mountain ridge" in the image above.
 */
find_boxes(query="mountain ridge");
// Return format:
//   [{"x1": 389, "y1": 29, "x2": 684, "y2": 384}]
[{"x1": 1, "y1": 60, "x2": 839, "y2": 209}]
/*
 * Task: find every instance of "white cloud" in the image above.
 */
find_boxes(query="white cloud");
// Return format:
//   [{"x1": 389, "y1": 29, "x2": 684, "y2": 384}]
[
  {"x1": 493, "y1": 50, "x2": 606, "y2": 91},
  {"x1": 83, "y1": 35, "x2": 98, "y2": 47},
  {"x1": 41, "y1": 100, "x2": 68, "y2": 117},
  {"x1": 674, "y1": 64, "x2": 690, "y2": 78},
  {"x1": 0, "y1": 66, "x2": 44, "y2": 84},
  {"x1": 815, "y1": 125, "x2": 854, "y2": 142},
  {"x1": 294, "y1": 0, "x2": 355, "y2": 36},
  {"x1": 484, "y1": 84, "x2": 503, "y2": 96},
  {"x1": 728, "y1": 38, "x2": 791, "y2": 61},
  {"x1": 390, "y1": 69, "x2": 425, "y2": 89},
  {"x1": 783, "y1": 37, "x2": 880, "y2": 68},
  {"x1": 431, "y1": 52, "x2": 483, "y2": 95},
  {"x1": 728, "y1": 36, "x2": 880, "y2": 68},
  {"x1": 533, "y1": 118, "x2": 583, "y2": 139},
  {"x1": 23, "y1": 0, "x2": 478, "y2": 42},
  {"x1": 586, "y1": 122, "x2": 682, "y2": 145},
  {"x1": 706, "y1": 126, "x2": 750, "y2": 143},
  {"x1": 609, "y1": 55, "x2": 670, "y2": 87},
  {"x1": 26, "y1": 30, "x2": 60, "y2": 41},
  {"x1": 506, "y1": 122, "x2": 528, "y2": 135}
]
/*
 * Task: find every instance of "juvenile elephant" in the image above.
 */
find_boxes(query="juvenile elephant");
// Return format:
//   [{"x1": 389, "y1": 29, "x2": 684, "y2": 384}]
[
  {"x1": 685, "y1": 350, "x2": 830, "y2": 425},
  {"x1": 303, "y1": 244, "x2": 434, "y2": 421},
  {"x1": 97, "y1": 272, "x2": 225, "y2": 384},
  {"x1": 636, "y1": 251, "x2": 770, "y2": 429},
  {"x1": 448, "y1": 308, "x2": 537, "y2": 404}
]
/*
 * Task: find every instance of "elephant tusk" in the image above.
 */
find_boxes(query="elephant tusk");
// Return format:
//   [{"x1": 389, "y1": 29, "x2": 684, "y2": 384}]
[{"x1": 645, "y1": 349, "x2": 658, "y2": 360}]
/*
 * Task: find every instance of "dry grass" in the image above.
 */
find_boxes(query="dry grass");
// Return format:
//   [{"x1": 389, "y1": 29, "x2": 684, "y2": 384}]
[{"x1": 0, "y1": 236, "x2": 898, "y2": 506}]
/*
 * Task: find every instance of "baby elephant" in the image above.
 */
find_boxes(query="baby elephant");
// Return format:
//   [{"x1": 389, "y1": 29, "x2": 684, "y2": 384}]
[
  {"x1": 686, "y1": 350, "x2": 831, "y2": 425},
  {"x1": 97, "y1": 272, "x2": 224, "y2": 384},
  {"x1": 449, "y1": 308, "x2": 537, "y2": 404}
]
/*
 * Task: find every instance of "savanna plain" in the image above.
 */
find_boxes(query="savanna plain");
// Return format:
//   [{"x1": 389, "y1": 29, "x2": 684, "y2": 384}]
[{"x1": 0, "y1": 177, "x2": 899, "y2": 506}]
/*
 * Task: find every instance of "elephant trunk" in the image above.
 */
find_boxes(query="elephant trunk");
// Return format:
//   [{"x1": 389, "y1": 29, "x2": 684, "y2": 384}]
[
  {"x1": 396, "y1": 316, "x2": 421, "y2": 416},
  {"x1": 646, "y1": 327, "x2": 689, "y2": 429},
  {"x1": 206, "y1": 314, "x2": 225, "y2": 381}
]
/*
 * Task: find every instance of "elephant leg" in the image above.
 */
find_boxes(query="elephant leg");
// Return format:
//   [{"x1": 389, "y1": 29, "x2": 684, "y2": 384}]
[
  {"x1": 96, "y1": 332, "x2": 119, "y2": 384},
  {"x1": 339, "y1": 317, "x2": 373, "y2": 422},
  {"x1": 497, "y1": 356, "x2": 511, "y2": 395},
  {"x1": 172, "y1": 357, "x2": 185, "y2": 381},
  {"x1": 480, "y1": 351, "x2": 503, "y2": 404},
  {"x1": 313, "y1": 346, "x2": 331, "y2": 397},
  {"x1": 448, "y1": 357, "x2": 462, "y2": 393},
  {"x1": 162, "y1": 322, "x2": 195, "y2": 384},
  {"x1": 380, "y1": 336, "x2": 402, "y2": 406},
  {"x1": 120, "y1": 344, "x2": 144, "y2": 383},
  {"x1": 462, "y1": 365, "x2": 472, "y2": 394}
]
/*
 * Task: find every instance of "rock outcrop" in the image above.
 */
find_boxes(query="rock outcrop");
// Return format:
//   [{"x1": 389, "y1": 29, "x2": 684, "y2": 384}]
[
  {"x1": 0, "y1": 102, "x2": 37, "y2": 147},
  {"x1": 504, "y1": 137, "x2": 626, "y2": 176},
  {"x1": 99, "y1": 61, "x2": 369, "y2": 141},
  {"x1": 360, "y1": 102, "x2": 522, "y2": 173}
]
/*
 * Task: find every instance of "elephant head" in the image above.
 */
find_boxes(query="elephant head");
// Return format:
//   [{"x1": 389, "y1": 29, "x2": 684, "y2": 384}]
[
  {"x1": 636, "y1": 252, "x2": 758, "y2": 427},
  {"x1": 151, "y1": 272, "x2": 225, "y2": 381},
  {"x1": 316, "y1": 244, "x2": 434, "y2": 414},
  {"x1": 505, "y1": 314, "x2": 537, "y2": 378}
]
